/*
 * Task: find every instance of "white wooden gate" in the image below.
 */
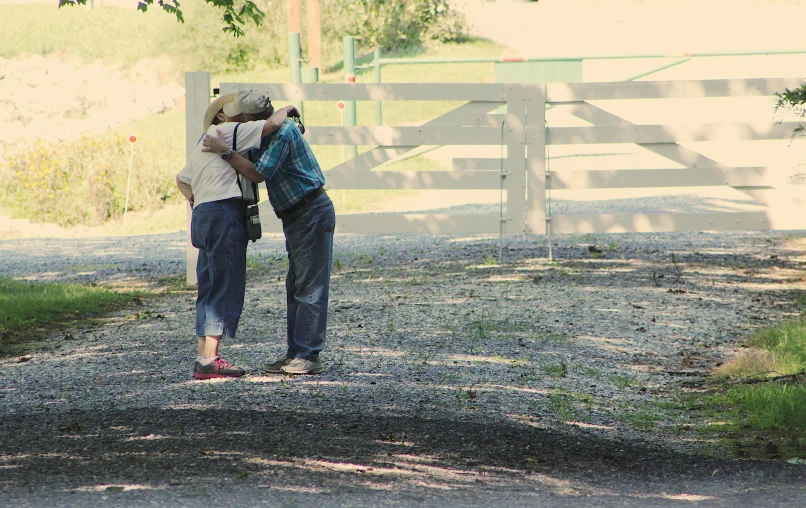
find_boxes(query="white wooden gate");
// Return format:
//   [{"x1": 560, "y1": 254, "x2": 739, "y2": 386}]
[
  {"x1": 537, "y1": 78, "x2": 806, "y2": 235},
  {"x1": 184, "y1": 73, "x2": 806, "y2": 280}
]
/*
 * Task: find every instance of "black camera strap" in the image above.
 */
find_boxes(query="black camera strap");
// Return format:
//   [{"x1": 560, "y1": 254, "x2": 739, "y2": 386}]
[
  {"x1": 231, "y1": 123, "x2": 260, "y2": 204},
  {"x1": 233, "y1": 123, "x2": 243, "y2": 195}
]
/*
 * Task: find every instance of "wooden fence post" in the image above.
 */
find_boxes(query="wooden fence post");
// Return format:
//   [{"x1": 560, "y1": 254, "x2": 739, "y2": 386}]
[
  {"x1": 526, "y1": 84, "x2": 547, "y2": 236},
  {"x1": 307, "y1": 0, "x2": 322, "y2": 71},
  {"x1": 184, "y1": 72, "x2": 210, "y2": 286},
  {"x1": 504, "y1": 84, "x2": 527, "y2": 234}
]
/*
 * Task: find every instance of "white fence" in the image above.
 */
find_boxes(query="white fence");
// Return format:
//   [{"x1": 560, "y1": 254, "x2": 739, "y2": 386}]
[
  {"x1": 540, "y1": 78, "x2": 806, "y2": 234},
  {"x1": 184, "y1": 73, "x2": 806, "y2": 279}
]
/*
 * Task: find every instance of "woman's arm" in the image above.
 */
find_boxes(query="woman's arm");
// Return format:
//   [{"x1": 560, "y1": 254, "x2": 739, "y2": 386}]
[
  {"x1": 201, "y1": 131, "x2": 265, "y2": 183},
  {"x1": 175, "y1": 174, "x2": 194, "y2": 208},
  {"x1": 262, "y1": 105, "x2": 299, "y2": 137}
]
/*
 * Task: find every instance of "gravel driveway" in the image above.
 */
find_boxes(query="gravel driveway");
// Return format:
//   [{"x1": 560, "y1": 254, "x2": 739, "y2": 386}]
[{"x1": 2, "y1": 230, "x2": 806, "y2": 507}]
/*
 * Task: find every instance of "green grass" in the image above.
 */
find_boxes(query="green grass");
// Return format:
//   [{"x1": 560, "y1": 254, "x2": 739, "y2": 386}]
[
  {"x1": 1, "y1": 5, "x2": 176, "y2": 65},
  {"x1": 688, "y1": 302, "x2": 806, "y2": 457},
  {"x1": 705, "y1": 384, "x2": 806, "y2": 433},
  {"x1": 540, "y1": 362, "x2": 568, "y2": 379},
  {"x1": 0, "y1": 3, "x2": 291, "y2": 74},
  {"x1": 748, "y1": 319, "x2": 806, "y2": 371},
  {"x1": 0, "y1": 277, "x2": 140, "y2": 355},
  {"x1": 608, "y1": 374, "x2": 641, "y2": 389},
  {"x1": 0, "y1": 277, "x2": 137, "y2": 332},
  {"x1": 713, "y1": 316, "x2": 806, "y2": 382}
]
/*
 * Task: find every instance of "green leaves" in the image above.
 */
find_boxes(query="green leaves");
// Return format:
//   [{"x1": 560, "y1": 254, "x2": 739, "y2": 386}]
[
  {"x1": 775, "y1": 84, "x2": 806, "y2": 117},
  {"x1": 774, "y1": 82, "x2": 806, "y2": 138}
]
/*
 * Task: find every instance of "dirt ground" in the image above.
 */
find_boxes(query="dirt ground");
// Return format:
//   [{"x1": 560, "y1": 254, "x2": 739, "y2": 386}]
[{"x1": 2, "y1": 231, "x2": 806, "y2": 507}]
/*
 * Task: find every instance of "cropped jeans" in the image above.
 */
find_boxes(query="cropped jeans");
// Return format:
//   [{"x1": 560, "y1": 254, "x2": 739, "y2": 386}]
[
  {"x1": 279, "y1": 192, "x2": 336, "y2": 360},
  {"x1": 191, "y1": 198, "x2": 248, "y2": 340}
]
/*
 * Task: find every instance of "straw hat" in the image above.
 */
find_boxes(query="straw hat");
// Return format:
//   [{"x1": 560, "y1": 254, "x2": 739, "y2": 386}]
[
  {"x1": 202, "y1": 93, "x2": 236, "y2": 132},
  {"x1": 202, "y1": 90, "x2": 272, "y2": 132}
]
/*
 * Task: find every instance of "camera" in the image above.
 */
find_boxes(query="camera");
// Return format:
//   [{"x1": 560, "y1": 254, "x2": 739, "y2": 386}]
[
  {"x1": 287, "y1": 109, "x2": 305, "y2": 135},
  {"x1": 246, "y1": 204, "x2": 262, "y2": 242}
]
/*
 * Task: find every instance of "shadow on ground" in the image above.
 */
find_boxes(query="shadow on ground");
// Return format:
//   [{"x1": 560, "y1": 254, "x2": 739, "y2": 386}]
[{"x1": 2, "y1": 406, "x2": 805, "y2": 506}]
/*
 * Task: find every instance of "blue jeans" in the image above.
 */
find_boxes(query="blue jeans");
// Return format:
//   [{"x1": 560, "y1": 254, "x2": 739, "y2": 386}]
[
  {"x1": 280, "y1": 192, "x2": 335, "y2": 360},
  {"x1": 191, "y1": 198, "x2": 248, "y2": 339}
]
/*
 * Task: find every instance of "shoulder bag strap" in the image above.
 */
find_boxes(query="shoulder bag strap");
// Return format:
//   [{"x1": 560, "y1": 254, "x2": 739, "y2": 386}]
[{"x1": 232, "y1": 123, "x2": 245, "y2": 196}]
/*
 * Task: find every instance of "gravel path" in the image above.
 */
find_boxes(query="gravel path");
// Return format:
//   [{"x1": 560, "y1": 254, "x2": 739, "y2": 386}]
[{"x1": 2, "y1": 230, "x2": 806, "y2": 507}]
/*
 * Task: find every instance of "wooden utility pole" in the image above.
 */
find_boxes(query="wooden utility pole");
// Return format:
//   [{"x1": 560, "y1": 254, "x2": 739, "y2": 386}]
[
  {"x1": 307, "y1": 0, "x2": 322, "y2": 71},
  {"x1": 288, "y1": 0, "x2": 302, "y2": 33}
]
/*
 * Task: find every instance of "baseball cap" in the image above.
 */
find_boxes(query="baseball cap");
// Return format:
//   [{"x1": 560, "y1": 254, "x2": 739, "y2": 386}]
[{"x1": 222, "y1": 89, "x2": 271, "y2": 117}]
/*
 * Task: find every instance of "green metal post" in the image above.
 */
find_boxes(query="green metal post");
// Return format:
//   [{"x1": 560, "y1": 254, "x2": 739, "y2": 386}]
[
  {"x1": 288, "y1": 32, "x2": 303, "y2": 115},
  {"x1": 343, "y1": 36, "x2": 357, "y2": 159},
  {"x1": 374, "y1": 49, "x2": 382, "y2": 126}
]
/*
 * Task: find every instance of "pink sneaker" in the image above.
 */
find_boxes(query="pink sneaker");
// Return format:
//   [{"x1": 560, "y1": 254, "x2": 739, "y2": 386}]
[{"x1": 193, "y1": 357, "x2": 246, "y2": 380}]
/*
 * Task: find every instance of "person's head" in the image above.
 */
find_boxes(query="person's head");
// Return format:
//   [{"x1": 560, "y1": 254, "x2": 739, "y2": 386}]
[{"x1": 202, "y1": 90, "x2": 274, "y2": 131}]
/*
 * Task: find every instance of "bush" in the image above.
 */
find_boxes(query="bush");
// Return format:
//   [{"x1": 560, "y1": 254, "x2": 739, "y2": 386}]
[
  {"x1": 774, "y1": 83, "x2": 806, "y2": 137},
  {"x1": 0, "y1": 134, "x2": 181, "y2": 226},
  {"x1": 326, "y1": 0, "x2": 468, "y2": 53}
]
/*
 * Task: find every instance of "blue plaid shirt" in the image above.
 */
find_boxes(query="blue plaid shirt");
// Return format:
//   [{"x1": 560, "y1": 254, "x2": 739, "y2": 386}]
[{"x1": 253, "y1": 119, "x2": 325, "y2": 212}]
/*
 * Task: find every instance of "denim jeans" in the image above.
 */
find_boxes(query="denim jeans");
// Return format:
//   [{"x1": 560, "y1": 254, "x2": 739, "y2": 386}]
[
  {"x1": 191, "y1": 198, "x2": 248, "y2": 339},
  {"x1": 280, "y1": 192, "x2": 336, "y2": 360}
]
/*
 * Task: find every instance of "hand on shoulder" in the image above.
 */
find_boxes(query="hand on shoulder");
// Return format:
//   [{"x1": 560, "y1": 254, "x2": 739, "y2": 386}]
[{"x1": 201, "y1": 128, "x2": 229, "y2": 155}]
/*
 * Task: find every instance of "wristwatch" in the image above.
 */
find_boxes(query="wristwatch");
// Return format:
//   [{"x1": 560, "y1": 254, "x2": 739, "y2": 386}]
[{"x1": 221, "y1": 149, "x2": 234, "y2": 161}]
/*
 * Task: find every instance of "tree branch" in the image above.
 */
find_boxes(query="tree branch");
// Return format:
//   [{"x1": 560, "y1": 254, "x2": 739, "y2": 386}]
[
  {"x1": 729, "y1": 369, "x2": 806, "y2": 385},
  {"x1": 57, "y1": 0, "x2": 264, "y2": 37}
]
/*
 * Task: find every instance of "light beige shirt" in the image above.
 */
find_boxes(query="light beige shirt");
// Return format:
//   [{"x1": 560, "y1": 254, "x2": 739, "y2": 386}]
[{"x1": 177, "y1": 121, "x2": 263, "y2": 206}]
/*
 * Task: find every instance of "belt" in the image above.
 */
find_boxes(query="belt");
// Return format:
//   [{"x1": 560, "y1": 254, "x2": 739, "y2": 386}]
[{"x1": 276, "y1": 187, "x2": 325, "y2": 218}]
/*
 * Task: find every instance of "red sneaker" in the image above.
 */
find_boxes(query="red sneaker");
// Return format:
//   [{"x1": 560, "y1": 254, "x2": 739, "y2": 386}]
[{"x1": 193, "y1": 357, "x2": 246, "y2": 380}]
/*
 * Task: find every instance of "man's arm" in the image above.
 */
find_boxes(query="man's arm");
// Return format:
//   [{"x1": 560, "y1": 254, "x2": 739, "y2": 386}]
[
  {"x1": 263, "y1": 106, "x2": 299, "y2": 137},
  {"x1": 175, "y1": 173, "x2": 194, "y2": 208},
  {"x1": 201, "y1": 132, "x2": 266, "y2": 183}
]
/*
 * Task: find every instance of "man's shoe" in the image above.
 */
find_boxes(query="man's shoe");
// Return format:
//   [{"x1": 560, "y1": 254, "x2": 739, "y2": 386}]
[
  {"x1": 264, "y1": 357, "x2": 293, "y2": 374},
  {"x1": 193, "y1": 357, "x2": 246, "y2": 380},
  {"x1": 280, "y1": 357, "x2": 324, "y2": 375}
]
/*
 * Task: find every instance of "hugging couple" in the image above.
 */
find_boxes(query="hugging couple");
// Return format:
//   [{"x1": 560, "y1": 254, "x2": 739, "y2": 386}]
[{"x1": 176, "y1": 90, "x2": 336, "y2": 379}]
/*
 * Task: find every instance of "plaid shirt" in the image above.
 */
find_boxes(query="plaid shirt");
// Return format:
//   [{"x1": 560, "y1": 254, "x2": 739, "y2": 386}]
[{"x1": 254, "y1": 119, "x2": 325, "y2": 212}]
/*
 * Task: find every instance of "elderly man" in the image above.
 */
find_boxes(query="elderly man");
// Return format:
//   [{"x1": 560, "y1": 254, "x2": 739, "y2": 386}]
[{"x1": 202, "y1": 101, "x2": 335, "y2": 376}]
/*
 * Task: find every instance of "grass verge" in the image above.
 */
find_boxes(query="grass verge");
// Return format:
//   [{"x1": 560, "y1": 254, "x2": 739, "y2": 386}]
[
  {"x1": 686, "y1": 294, "x2": 806, "y2": 459},
  {"x1": 0, "y1": 277, "x2": 143, "y2": 357}
]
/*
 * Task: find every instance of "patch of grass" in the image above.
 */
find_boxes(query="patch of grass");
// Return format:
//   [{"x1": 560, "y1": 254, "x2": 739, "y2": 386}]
[
  {"x1": 705, "y1": 384, "x2": 806, "y2": 433},
  {"x1": 246, "y1": 253, "x2": 269, "y2": 271},
  {"x1": 686, "y1": 301, "x2": 806, "y2": 457},
  {"x1": 623, "y1": 411, "x2": 661, "y2": 431},
  {"x1": 540, "y1": 361, "x2": 568, "y2": 379},
  {"x1": 608, "y1": 374, "x2": 641, "y2": 389},
  {"x1": 747, "y1": 319, "x2": 806, "y2": 370},
  {"x1": 714, "y1": 317, "x2": 806, "y2": 382},
  {"x1": 1, "y1": 3, "x2": 291, "y2": 73},
  {"x1": 712, "y1": 350, "x2": 776, "y2": 380},
  {"x1": 153, "y1": 273, "x2": 196, "y2": 293},
  {"x1": 0, "y1": 277, "x2": 141, "y2": 355},
  {"x1": 546, "y1": 391, "x2": 577, "y2": 421},
  {"x1": 468, "y1": 313, "x2": 495, "y2": 353}
]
